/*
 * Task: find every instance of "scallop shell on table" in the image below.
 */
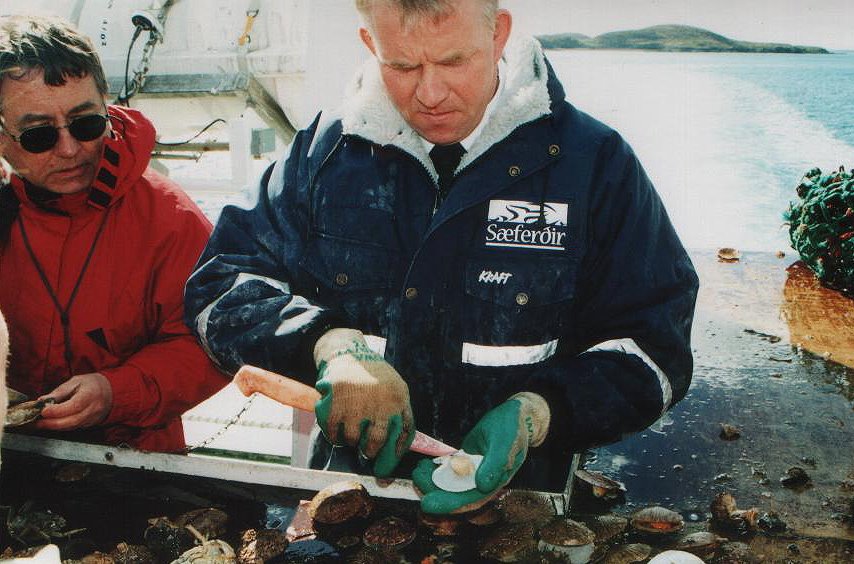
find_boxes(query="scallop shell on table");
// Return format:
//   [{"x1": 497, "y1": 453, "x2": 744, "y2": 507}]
[
  {"x1": 583, "y1": 514, "x2": 628, "y2": 543},
  {"x1": 574, "y1": 469, "x2": 626, "y2": 499},
  {"x1": 499, "y1": 490, "x2": 556, "y2": 527},
  {"x1": 419, "y1": 510, "x2": 465, "y2": 536},
  {"x1": 465, "y1": 502, "x2": 503, "y2": 526},
  {"x1": 537, "y1": 518, "x2": 596, "y2": 564},
  {"x1": 109, "y1": 542, "x2": 157, "y2": 564},
  {"x1": 76, "y1": 551, "x2": 114, "y2": 563},
  {"x1": 55, "y1": 462, "x2": 92, "y2": 483},
  {"x1": 729, "y1": 508, "x2": 760, "y2": 531},
  {"x1": 717, "y1": 247, "x2": 741, "y2": 262},
  {"x1": 599, "y1": 543, "x2": 651, "y2": 564},
  {"x1": 675, "y1": 531, "x2": 727, "y2": 558},
  {"x1": 173, "y1": 508, "x2": 228, "y2": 540},
  {"x1": 478, "y1": 523, "x2": 538, "y2": 563},
  {"x1": 629, "y1": 506, "x2": 684, "y2": 534},
  {"x1": 780, "y1": 466, "x2": 812, "y2": 488},
  {"x1": 539, "y1": 518, "x2": 595, "y2": 547},
  {"x1": 237, "y1": 529, "x2": 289, "y2": 563},
  {"x1": 710, "y1": 492, "x2": 738, "y2": 522},
  {"x1": 362, "y1": 516, "x2": 417, "y2": 550},
  {"x1": 432, "y1": 450, "x2": 483, "y2": 492},
  {"x1": 307, "y1": 480, "x2": 373, "y2": 525},
  {"x1": 144, "y1": 516, "x2": 195, "y2": 560},
  {"x1": 348, "y1": 547, "x2": 400, "y2": 564}
]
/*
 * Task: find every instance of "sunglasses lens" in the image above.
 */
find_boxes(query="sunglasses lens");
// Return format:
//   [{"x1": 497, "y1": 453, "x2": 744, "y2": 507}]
[
  {"x1": 15, "y1": 114, "x2": 107, "y2": 153},
  {"x1": 68, "y1": 114, "x2": 108, "y2": 142},
  {"x1": 19, "y1": 126, "x2": 59, "y2": 154}
]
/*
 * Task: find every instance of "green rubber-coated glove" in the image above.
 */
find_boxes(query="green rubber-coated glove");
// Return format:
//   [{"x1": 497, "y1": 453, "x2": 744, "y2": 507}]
[
  {"x1": 313, "y1": 328, "x2": 415, "y2": 477},
  {"x1": 413, "y1": 392, "x2": 551, "y2": 514}
]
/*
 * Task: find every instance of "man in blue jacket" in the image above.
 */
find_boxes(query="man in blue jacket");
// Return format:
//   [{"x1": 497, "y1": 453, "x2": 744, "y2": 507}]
[{"x1": 185, "y1": 0, "x2": 698, "y2": 514}]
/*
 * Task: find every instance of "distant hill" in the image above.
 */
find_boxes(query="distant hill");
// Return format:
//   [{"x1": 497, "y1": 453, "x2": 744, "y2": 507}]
[{"x1": 538, "y1": 25, "x2": 829, "y2": 54}]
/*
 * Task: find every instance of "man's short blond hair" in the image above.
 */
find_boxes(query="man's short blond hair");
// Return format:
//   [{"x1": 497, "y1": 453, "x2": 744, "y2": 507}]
[{"x1": 356, "y1": 0, "x2": 499, "y2": 31}]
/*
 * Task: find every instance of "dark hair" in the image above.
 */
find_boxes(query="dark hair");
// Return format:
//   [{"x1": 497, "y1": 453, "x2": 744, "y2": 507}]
[{"x1": 0, "y1": 14, "x2": 108, "y2": 111}]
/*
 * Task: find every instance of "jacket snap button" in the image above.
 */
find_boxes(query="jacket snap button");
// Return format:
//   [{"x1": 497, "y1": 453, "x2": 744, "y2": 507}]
[
  {"x1": 335, "y1": 273, "x2": 349, "y2": 286},
  {"x1": 508, "y1": 165, "x2": 521, "y2": 177},
  {"x1": 405, "y1": 287, "x2": 418, "y2": 300},
  {"x1": 548, "y1": 144, "x2": 560, "y2": 156},
  {"x1": 515, "y1": 292, "x2": 529, "y2": 306}
]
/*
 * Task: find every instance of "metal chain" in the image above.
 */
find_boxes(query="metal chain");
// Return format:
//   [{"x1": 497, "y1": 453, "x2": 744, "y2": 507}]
[
  {"x1": 121, "y1": 0, "x2": 175, "y2": 101},
  {"x1": 123, "y1": 32, "x2": 160, "y2": 100},
  {"x1": 183, "y1": 393, "x2": 257, "y2": 453}
]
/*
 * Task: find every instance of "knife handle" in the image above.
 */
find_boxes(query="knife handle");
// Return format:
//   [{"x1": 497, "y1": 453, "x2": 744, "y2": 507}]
[{"x1": 233, "y1": 364, "x2": 457, "y2": 457}]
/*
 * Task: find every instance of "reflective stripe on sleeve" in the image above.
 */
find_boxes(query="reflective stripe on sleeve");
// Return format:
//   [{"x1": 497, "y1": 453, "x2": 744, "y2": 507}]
[
  {"x1": 585, "y1": 338, "x2": 672, "y2": 413},
  {"x1": 461, "y1": 339, "x2": 559, "y2": 367}
]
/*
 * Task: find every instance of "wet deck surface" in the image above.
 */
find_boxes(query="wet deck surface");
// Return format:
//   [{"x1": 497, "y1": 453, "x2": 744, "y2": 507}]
[
  {"x1": 1, "y1": 250, "x2": 854, "y2": 562},
  {"x1": 585, "y1": 250, "x2": 854, "y2": 561}
]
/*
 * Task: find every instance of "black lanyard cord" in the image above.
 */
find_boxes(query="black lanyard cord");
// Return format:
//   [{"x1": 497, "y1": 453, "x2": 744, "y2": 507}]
[{"x1": 18, "y1": 209, "x2": 111, "y2": 376}]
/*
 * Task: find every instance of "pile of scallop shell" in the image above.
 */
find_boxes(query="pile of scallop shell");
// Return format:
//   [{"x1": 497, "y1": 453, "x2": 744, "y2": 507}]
[
  {"x1": 1, "y1": 505, "x2": 290, "y2": 564},
  {"x1": 1, "y1": 463, "x2": 795, "y2": 563},
  {"x1": 284, "y1": 471, "x2": 790, "y2": 563}
]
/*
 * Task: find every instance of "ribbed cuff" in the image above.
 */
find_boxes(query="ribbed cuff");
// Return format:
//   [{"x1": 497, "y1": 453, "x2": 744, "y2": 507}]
[
  {"x1": 509, "y1": 391, "x2": 551, "y2": 447},
  {"x1": 100, "y1": 365, "x2": 144, "y2": 425}
]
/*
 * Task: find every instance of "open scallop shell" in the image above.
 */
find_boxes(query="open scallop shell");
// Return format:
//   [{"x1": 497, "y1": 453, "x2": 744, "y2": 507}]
[
  {"x1": 6, "y1": 387, "x2": 28, "y2": 406},
  {"x1": 630, "y1": 506, "x2": 684, "y2": 534},
  {"x1": 575, "y1": 469, "x2": 627, "y2": 498},
  {"x1": 432, "y1": 450, "x2": 483, "y2": 492},
  {"x1": 5, "y1": 398, "x2": 54, "y2": 428}
]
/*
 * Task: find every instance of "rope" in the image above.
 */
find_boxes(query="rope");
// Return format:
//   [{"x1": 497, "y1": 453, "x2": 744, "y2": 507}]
[
  {"x1": 19, "y1": 209, "x2": 112, "y2": 376},
  {"x1": 786, "y1": 165, "x2": 854, "y2": 295}
]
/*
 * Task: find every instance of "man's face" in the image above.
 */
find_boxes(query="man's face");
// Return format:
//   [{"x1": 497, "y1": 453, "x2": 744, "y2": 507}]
[
  {"x1": 360, "y1": 0, "x2": 511, "y2": 145},
  {"x1": 0, "y1": 69, "x2": 107, "y2": 194}
]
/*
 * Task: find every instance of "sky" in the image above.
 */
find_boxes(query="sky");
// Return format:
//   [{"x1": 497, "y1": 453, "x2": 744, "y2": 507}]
[{"x1": 503, "y1": 0, "x2": 854, "y2": 51}]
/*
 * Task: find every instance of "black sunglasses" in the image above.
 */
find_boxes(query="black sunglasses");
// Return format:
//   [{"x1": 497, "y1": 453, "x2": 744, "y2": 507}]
[{"x1": 3, "y1": 113, "x2": 109, "y2": 154}]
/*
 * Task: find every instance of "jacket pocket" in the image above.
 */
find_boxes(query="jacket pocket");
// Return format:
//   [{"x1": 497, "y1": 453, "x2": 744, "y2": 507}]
[
  {"x1": 461, "y1": 256, "x2": 576, "y2": 367},
  {"x1": 299, "y1": 233, "x2": 398, "y2": 336}
]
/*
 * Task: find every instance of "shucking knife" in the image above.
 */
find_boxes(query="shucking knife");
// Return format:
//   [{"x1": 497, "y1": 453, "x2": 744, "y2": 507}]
[{"x1": 232, "y1": 364, "x2": 458, "y2": 457}]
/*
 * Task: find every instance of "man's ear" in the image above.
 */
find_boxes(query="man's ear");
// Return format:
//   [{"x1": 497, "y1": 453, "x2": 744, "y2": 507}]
[
  {"x1": 359, "y1": 27, "x2": 377, "y2": 56},
  {"x1": 492, "y1": 9, "x2": 512, "y2": 62}
]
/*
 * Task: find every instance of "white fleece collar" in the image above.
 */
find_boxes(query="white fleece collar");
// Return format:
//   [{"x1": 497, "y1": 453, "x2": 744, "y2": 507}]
[{"x1": 338, "y1": 35, "x2": 553, "y2": 183}]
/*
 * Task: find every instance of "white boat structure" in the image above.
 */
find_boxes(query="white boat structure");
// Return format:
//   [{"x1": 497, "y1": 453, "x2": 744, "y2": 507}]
[{"x1": 5, "y1": 0, "x2": 366, "y2": 189}]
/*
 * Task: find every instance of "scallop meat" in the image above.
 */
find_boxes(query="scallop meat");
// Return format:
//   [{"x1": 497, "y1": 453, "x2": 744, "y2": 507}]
[{"x1": 630, "y1": 506, "x2": 684, "y2": 534}]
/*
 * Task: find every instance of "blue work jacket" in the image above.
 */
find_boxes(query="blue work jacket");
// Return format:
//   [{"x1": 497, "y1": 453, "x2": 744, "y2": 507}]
[{"x1": 186, "y1": 37, "x2": 699, "y2": 490}]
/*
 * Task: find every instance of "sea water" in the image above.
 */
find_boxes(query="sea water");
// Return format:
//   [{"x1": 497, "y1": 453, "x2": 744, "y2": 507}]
[
  {"x1": 546, "y1": 49, "x2": 854, "y2": 252},
  {"x1": 189, "y1": 50, "x2": 854, "y2": 254}
]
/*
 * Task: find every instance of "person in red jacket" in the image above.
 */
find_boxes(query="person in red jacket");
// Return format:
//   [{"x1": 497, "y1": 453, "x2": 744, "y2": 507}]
[{"x1": 0, "y1": 14, "x2": 227, "y2": 452}]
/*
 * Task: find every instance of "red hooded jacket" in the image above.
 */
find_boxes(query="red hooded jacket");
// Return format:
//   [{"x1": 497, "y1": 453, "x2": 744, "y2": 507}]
[{"x1": 0, "y1": 105, "x2": 227, "y2": 452}]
